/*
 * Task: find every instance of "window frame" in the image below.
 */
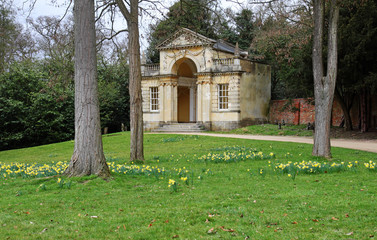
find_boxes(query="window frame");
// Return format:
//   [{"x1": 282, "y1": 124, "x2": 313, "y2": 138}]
[
  {"x1": 150, "y1": 87, "x2": 159, "y2": 112},
  {"x1": 218, "y1": 84, "x2": 229, "y2": 111}
]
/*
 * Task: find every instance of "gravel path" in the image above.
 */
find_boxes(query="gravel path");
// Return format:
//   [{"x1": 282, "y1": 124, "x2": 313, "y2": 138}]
[{"x1": 150, "y1": 132, "x2": 377, "y2": 153}]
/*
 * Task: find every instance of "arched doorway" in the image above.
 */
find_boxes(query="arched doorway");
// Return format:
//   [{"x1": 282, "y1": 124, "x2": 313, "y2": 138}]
[{"x1": 173, "y1": 58, "x2": 197, "y2": 123}]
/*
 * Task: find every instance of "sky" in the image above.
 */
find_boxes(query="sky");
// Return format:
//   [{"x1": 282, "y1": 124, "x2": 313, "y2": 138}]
[
  {"x1": 13, "y1": 0, "x2": 249, "y2": 25},
  {"x1": 14, "y1": 0, "x2": 70, "y2": 22},
  {"x1": 12, "y1": 0, "x2": 249, "y2": 50}
]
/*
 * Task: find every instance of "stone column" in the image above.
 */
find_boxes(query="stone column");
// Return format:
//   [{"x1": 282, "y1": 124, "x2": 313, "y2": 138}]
[
  {"x1": 158, "y1": 83, "x2": 164, "y2": 122},
  {"x1": 189, "y1": 86, "x2": 196, "y2": 122},
  {"x1": 160, "y1": 76, "x2": 178, "y2": 123},
  {"x1": 196, "y1": 83, "x2": 202, "y2": 122},
  {"x1": 229, "y1": 74, "x2": 241, "y2": 112},
  {"x1": 196, "y1": 73, "x2": 212, "y2": 128}
]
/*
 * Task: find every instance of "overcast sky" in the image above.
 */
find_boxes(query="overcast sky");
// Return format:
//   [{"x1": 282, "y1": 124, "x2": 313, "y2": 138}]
[
  {"x1": 12, "y1": 0, "x2": 249, "y2": 50},
  {"x1": 13, "y1": 0, "x2": 249, "y2": 24},
  {"x1": 14, "y1": 0, "x2": 70, "y2": 22}
]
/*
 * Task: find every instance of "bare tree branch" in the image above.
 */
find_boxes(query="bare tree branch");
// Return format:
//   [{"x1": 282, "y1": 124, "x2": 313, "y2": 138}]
[
  {"x1": 115, "y1": 0, "x2": 131, "y2": 22},
  {"x1": 97, "y1": 29, "x2": 128, "y2": 46}
]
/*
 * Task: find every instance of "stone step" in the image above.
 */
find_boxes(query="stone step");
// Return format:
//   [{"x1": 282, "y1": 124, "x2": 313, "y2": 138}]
[{"x1": 152, "y1": 123, "x2": 205, "y2": 132}]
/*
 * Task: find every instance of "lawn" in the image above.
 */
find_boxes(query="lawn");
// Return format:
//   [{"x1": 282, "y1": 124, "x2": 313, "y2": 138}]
[
  {"x1": 229, "y1": 124, "x2": 314, "y2": 137},
  {"x1": 1, "y1": 132, "x2": 377, "y2": 239}
]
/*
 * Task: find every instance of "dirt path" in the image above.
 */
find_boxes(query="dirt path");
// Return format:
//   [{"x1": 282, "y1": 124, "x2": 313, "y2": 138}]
[{"x1": 150, "y1": 132, "x2": 377, "y2": 153}]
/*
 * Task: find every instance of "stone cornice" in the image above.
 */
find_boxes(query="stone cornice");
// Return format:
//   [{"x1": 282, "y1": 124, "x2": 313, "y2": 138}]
[
  {"x1": 160, "y1": 82, "x2": 178, "y2": 87},
  {"x1": 212, "y1": 110, "x2": 241, "y2": 113},
  {"x1": 158, "y1": 44, "x2": 213, "y2": 51},
  {"x1": 142, "y1": 74, "x2": 178, "y2": 80},
  {"x1": 212, "y1": 71, "x2": 244, "y2": 76},
  {"x1": 196, "y1": 79, "x2": 212, "y2": 85},
  {"x1": 195, "y1": 72, "x2": 212, "y2": 77},
  {"x1": 160, "y1": 77, "x2": 178, "y2": 87}
]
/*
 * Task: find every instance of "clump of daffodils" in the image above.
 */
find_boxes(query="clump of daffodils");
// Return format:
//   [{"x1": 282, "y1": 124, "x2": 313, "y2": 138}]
[
  {"x1": 57, "y1": 178, "x2": 64, "y2": 188},
  {"x1": 258, "y1": 168, "x2": 265, "y2": 178},
  {"x1": 365, "y1": 161, "x2": 376, "y2": 170},
  {"x1": 198, "y1": 150, "x2": 275, "y2": 164},
  {"x1": 168, "y1": 179, "x2": 178, "y2": 192},
  {"x1": 274, "y1": 160, "x2": 360, "y2": 177}
]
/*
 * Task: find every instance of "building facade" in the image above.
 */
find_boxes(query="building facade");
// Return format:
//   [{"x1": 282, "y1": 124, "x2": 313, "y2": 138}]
[{"x1": 141, "y1": 28, "x2": 271, "y2": 131}]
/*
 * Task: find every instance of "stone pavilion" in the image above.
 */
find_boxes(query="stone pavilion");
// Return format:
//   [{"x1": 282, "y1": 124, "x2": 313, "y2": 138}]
[{"x1": 141, "y1": 28, "x2": 271, "y2": 131}]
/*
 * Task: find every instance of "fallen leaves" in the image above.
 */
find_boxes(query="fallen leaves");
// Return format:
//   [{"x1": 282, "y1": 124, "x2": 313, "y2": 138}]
[
  {"x1": 220, "y1": 226, "x2": 235, "y2": 232},
  {"x1": 207, "y1": 226, "x2": 237, "y2": 235},
  {"x1": 148, "y1": 219, "x2": 156, "y2": 227}
]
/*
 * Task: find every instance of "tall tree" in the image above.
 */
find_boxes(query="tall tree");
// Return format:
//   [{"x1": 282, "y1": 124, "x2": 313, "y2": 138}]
[
  {"x1": 65, "y1": 0, "x2": 110, "y2": 177},
  {"x1": 115, "y1": 0, "x2": 144, "y2": 162},
  {"x1": 0, "y1": 0, "x2": 36, "y2": 72},
  {"x1": 29, "y1": 16, "x2": 75, "y2": 87},
  {"x1": 0, "y1": 1, "x2": 17, "y2": 72},
  {"x1": 251, "y1": 1, "x2": 313, "y2": 100},
  {"x1": 337, "y1": 0, "x2": 377, "y2": 131},
  {"x1": 234, "y1": 8, "x2": 255, "y2": 50},
  {"x1": 312, "y1": 0, "x2": 339, "y2": 158}
]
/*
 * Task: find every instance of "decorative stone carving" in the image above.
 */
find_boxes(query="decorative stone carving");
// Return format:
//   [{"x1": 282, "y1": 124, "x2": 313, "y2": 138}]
[
  {"x1": 157, "y1": 28, "x2": 216, "y2": 50},
  {"x1": 165, "y1": 49, "x2": 204, "y2": 59}
]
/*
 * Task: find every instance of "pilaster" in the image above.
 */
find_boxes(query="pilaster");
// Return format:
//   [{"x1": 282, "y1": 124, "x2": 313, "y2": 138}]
[
  {"x1": 159, "y1": 75, "x2": 178, "y2": 123},
  {"x1": 196, "y1": 73, "x2": 212, "y2": 123}
]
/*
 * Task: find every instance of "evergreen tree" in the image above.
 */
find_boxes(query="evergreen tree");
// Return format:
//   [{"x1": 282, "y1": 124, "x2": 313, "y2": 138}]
[
  {"x1": 146, "y1": 0, "x2": 232, "y2": 63},
  {"x1": 234, "y1": 9, "x2": 255, "y2": 50},
  {"x1": 337, "y1": 0, "x2": 377, "y2": 131}
]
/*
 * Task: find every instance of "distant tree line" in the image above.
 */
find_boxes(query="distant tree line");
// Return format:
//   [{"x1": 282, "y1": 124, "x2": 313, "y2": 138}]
[{"x1": 0, "y1": 2, "x2": 130, "y2": 150}]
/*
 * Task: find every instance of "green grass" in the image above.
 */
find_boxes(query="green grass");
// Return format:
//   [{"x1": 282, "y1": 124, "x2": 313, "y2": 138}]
[
  {"x1": 1, "y1": 132, "x2": 377, "y2": 239},
  {"x1": 229, "y1": 124, "x2": 314, "y2": 137}
]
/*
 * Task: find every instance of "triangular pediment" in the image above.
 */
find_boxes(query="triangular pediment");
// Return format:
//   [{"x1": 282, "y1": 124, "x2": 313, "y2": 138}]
[{"x1": 156, "y1": 28, "x2": 216, "y2": 50}]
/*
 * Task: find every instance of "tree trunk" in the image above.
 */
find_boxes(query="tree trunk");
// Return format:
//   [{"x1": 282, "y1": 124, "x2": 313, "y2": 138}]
[
  {"x1": 115, "y1": 0, "x2": 144, "y2": 162},
  {"x1": 360, "y1": 88, "x2": 368, "y2": 133},
  {"x1": 334, "y1": 88, "x2": 353, "y2": 131},
  {"x1": 312, "y1": 0, "x2": 339, "y2": 158},
  {"x1": 65, "y1": 0, "x2": 110, "y2": 177}
]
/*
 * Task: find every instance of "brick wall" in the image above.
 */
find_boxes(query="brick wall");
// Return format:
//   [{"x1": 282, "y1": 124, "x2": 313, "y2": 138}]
[{"x1": 269, "y1": 98, "x2": 344, "y2": 126}]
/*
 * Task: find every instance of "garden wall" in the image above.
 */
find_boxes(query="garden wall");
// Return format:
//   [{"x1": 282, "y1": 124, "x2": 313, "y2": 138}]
[{"x1": 269, "y1": 98, "x2": 348, "y2": 127}]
